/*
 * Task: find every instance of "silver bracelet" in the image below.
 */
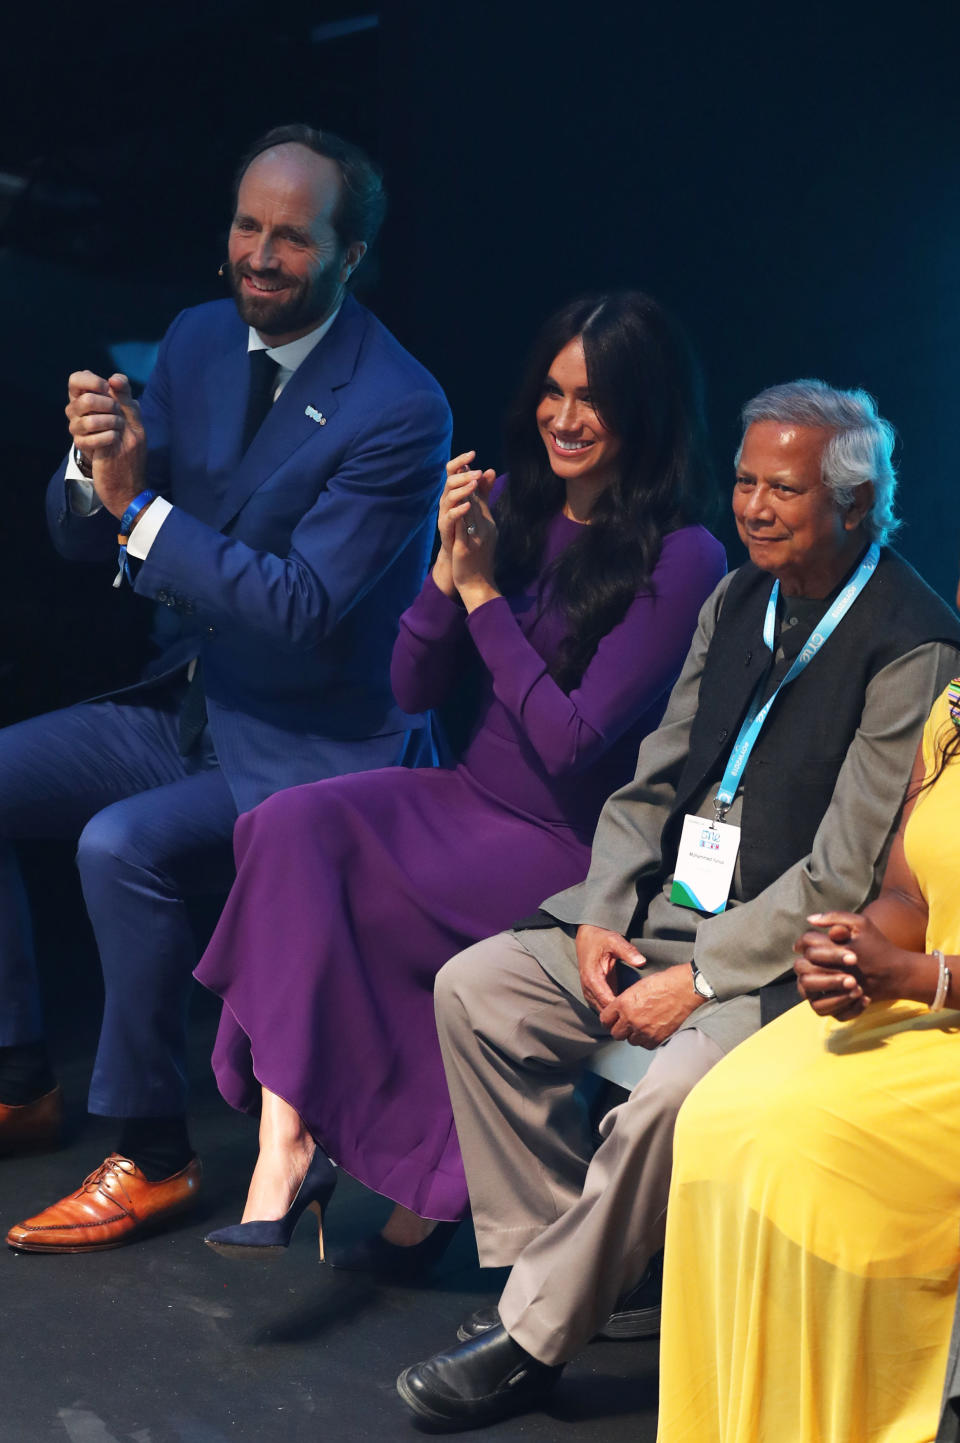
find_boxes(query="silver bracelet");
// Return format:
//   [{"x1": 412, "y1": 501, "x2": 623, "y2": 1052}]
[{"x1": 930, "y1": 949, "x2": 951, "y2": 1011}]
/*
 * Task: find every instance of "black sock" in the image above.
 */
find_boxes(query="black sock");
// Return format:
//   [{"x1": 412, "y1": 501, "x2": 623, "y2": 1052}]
[
  {"x1": 0, "y1": 1042, "x2": 56, "y2": 1106},
  {"x1": 116, "y1": 1115, "x2": 194, "y2": 1181}
]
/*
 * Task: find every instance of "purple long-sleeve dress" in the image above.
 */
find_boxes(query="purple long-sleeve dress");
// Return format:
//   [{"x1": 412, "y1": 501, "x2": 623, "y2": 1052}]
[{"x1": 194, "y1": 510, "x2": 725, "y2": 1219}]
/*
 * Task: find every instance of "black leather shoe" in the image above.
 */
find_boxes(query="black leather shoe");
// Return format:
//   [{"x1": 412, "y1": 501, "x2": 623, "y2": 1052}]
[
  {"x1": 456, "y1": 1304, "x2": 502, "y2": 1342},
  {"x1": 597, "y1": 1253, "x2": 662, "y2": 1339},
  {"x1": 397, "y1": 1324, "x2": 563, "y2": 1429},
  {"x1": 456, "y1": 1253, "x2": 662, "y2": 1344},
  {"x1": 328, "y1": 1219, "x2": 459, "y2": 1280}
]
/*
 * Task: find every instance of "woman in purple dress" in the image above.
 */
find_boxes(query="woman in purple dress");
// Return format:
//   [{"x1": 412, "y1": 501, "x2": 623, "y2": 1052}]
[{"x1": 196, "y1": 291, "x2": 726, "y2": 1269}]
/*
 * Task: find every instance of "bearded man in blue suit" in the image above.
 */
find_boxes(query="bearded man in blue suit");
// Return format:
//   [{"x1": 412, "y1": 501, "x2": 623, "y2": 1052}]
[{"x1": 0, "y1": 125, "x2": 451, "y2": 1251}]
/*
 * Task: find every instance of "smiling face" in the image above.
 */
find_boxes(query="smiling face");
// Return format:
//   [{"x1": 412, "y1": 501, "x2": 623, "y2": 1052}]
[
  {"x1": 733, "y1": 420, "x2": 871, "y2": 597},
  {"x1": 535, "y1": 337, "x2": 622, "y2": 502},
  {"x1": 228, "y1": 143, "x2": 361, "y2": 345}
]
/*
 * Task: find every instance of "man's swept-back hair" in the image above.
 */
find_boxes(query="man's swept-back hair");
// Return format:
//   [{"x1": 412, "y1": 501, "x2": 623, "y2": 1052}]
[
  {"x1": 737, "y1": 379, "x2": 899, "y2": 544},
  {"x1": 234, "y1": 123, "x2": 386, "y2": 255}
]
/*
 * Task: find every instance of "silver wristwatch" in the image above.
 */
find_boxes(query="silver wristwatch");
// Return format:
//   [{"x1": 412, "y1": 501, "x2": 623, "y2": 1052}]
[
  {"x1": 691, "y1": 962, "x2": 716, "y2": 1000},
  {"x1": 72, "y1": 445, "x2": 93, "y2": 479}
]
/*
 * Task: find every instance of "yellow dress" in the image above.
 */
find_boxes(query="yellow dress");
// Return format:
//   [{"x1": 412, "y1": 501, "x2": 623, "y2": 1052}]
[{"x1": 657, "y1": 685, "x2": 960, "y2": 1443}]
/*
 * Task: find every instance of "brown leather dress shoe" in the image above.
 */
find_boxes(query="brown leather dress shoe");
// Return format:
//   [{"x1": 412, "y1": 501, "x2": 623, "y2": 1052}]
[
  {"x1": 5, "y1": 1153, "x2": 202, "y2": 1253},
  {"x1": 0, "y1": 1086, "x2": 64, "y2": 1157}
]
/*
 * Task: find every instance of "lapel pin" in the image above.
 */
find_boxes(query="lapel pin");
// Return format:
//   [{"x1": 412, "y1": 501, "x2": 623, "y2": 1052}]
[{"x1": 305, "y1": 405, "x2": 327, "y2": 425}]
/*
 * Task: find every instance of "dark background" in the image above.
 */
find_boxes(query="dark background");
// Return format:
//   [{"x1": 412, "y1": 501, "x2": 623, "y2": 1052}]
[
  {"x1": 0, "y1": 0, "x2": 956, "y2": 730},
  {"x1": 0, "y1": 8, "x2": 954, "y2": 1437}
]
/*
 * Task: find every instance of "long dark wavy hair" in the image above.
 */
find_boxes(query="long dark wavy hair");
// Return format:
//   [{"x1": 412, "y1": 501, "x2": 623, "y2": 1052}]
[{"x1": 494, "y1": 291, "x2": 716, "y2": 691}]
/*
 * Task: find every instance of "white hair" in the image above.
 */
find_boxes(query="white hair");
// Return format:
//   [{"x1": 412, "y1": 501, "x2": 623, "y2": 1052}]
[{"x1": 736, "y1": 379, "x2": 899, "y2": 544}]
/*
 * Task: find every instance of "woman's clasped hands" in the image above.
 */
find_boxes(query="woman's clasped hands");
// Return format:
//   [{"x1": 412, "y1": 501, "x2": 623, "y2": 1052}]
[
  {"x1": 432, "y1": 451, "x2": 500, "y2": 613},
  {"x1": 793, "y1": 910, "x2": 925, "y2": 1021}
]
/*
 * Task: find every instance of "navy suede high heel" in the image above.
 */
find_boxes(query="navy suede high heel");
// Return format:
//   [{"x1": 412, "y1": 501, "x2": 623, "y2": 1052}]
[{"x1": 204, "y1": 1147, "x2": 336, "y2": 1260}]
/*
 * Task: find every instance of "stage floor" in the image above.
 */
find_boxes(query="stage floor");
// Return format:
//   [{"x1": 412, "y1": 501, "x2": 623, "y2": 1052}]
[{"x1": 0, "y1": 967, "x2": 660, "y2": 1443}]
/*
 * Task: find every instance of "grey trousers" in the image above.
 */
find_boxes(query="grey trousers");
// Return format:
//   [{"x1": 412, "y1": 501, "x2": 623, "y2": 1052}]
[{"x1": 435, "y1": 932, "x2": 724, "y2": 1366}]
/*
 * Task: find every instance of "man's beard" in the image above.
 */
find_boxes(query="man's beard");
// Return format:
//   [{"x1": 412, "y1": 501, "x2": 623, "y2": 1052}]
[{"x1": 229, "y1": 259, "x2": 342, "y2": 339}]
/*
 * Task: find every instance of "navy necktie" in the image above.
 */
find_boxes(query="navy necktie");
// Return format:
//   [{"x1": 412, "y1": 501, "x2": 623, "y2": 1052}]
[
  {"x1": 240, "y1": 350, "x2": 280, "y2": 455},
  {"x1": 179, "y1": 353, "x2": 279, "y2": 754}
]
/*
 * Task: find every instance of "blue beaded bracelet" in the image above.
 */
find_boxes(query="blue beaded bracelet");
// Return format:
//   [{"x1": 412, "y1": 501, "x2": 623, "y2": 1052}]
[{"x1": 114, "y1": 489, "x2": 157, "y2": 588}]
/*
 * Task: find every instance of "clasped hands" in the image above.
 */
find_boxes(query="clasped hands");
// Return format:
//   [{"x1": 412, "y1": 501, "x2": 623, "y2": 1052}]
[
  {"x1": 579, "y1": 908, "x2": 932, "y2": 1036},
  {"x1": 576, "y1": 924, "x2": 702, "y2": 1048},
  {"x1": 66, "y1": 370, "x2": 148, "y2": 520},
  {"x1": 793, "y1": 911, "x2": 921, "y2": 1021},
  {"x1": 431, "y1": 451, "x2": 500, "y2": 613}
]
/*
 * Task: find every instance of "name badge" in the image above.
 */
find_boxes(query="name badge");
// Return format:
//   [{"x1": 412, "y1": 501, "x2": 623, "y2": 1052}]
[{"x1": 670, "y1": 814, "x2": 741, "y2": 915}]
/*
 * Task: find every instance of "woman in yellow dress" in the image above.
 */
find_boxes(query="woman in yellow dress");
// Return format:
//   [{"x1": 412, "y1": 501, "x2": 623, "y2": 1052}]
[{"x1": 657, "y1": 674, "x2": 960, "y2": 1443}]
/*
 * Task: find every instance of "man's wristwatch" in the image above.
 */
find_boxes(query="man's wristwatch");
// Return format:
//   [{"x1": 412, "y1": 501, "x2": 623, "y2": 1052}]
[
  {"x1": 691, "y1": 962, "x2": 716, "y2": 1000},
  {"x1": 72, "y1": 445, "x2": 93, "y2": 479}
]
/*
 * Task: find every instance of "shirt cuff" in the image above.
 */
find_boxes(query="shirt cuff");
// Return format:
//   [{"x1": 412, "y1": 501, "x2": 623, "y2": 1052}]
[
  {"x1": 126, "y1": 496, "x2": 173, "y2": 560},
  {"x1": 64, "y1": 448, "x2": 89, "y2": 482},
  {"x1": 64, "y1": 448, "x2": 104, "y2": 516}
]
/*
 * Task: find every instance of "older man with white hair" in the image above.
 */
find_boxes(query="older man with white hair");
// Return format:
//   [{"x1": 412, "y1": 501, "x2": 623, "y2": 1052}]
[{"x1": 397, "y1": 379, "x2": 960, "y2": 1430}]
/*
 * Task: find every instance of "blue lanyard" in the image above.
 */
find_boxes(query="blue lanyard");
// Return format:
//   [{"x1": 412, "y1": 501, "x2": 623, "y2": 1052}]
[{"x1": 713, "y1": 543, "x2": 880, "y2": 820}]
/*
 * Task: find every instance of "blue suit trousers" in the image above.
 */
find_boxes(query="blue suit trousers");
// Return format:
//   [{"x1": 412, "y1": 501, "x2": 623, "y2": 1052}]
[
  {"x1": 0, "y1": 689, "x2": 236, "y2": 1116},
  {"x1": 0, "y1": 690, "x2": 425, "y2": 1116}
]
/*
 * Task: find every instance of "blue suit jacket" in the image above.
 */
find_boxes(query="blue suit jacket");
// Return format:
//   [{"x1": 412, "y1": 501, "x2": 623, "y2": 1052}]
[{"x1": 46, "y1": 295, "x2": 452, "y2": 810}]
